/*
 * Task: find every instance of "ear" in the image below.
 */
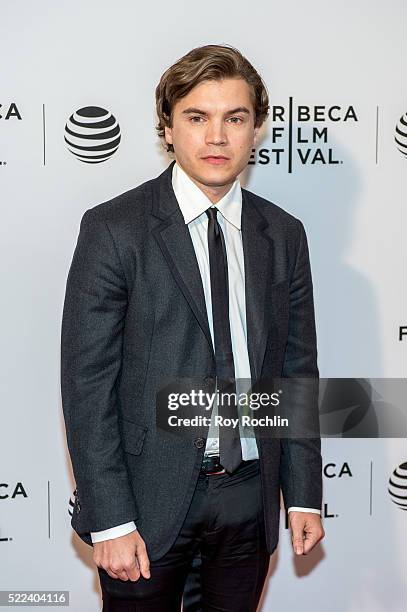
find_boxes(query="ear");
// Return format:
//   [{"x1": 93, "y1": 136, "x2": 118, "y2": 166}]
[
  {"x1": 164, "y1": 125, "x2": 173, "y2": 145},
  {"x1": 253, "y1": 125, "x2": 260, "y2": 147}
]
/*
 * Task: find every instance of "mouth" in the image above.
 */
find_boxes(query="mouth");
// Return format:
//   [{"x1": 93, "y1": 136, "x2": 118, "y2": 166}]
[{"x1": 202, "y1": 155, "x2": 230, "y2": 165}]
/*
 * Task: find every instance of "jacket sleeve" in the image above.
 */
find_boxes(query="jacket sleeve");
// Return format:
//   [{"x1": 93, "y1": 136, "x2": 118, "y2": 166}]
[
  {"x1": 61, "y1": 209, "x2": 138, "y2": 534},
  {"x1": 279, "y1": 220, "x2": 323, "y2": 512}
]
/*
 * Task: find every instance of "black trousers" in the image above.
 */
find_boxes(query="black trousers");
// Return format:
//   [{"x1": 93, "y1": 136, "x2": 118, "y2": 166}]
[{"x1": 98, "y1": 459, "x2": 270, "y2": 611}]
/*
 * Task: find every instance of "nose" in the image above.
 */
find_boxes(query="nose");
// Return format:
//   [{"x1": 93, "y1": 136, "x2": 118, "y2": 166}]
[{"x1": 205, "y1": 119, "x2": 227, "y2": 146}]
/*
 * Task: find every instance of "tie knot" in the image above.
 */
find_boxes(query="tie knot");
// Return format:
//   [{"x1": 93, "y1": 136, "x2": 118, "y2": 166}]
[{"x1": 205, "y1": 206, "x2": 218, "y2": 221}]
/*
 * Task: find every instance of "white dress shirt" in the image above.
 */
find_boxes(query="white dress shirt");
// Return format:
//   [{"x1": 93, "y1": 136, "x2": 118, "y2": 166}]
[{"x1": 90, "y1": 161, "x2": 320, "y2": 543}]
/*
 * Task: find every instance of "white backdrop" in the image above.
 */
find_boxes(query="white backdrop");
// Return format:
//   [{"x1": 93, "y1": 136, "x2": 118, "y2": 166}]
[{"x1": 1, "y1": 1, "x2": 407, "y2": 610}]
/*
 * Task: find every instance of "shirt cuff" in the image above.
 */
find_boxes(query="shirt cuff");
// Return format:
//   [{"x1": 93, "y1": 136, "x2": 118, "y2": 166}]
[
  {"x1": 90, "y1": 521, "x2": 137, "y2": 543},
  {"x1": 287, "y1": 507, "x2": 321, "y2": 515}
]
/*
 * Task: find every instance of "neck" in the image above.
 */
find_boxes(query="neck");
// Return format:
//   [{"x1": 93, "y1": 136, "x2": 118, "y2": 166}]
[{"x1": 175, "y1": 160, "x2": 235, "y2": 204}]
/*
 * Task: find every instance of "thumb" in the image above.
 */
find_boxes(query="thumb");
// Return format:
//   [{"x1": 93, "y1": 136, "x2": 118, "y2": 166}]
[
  {"x1": 137, "y1": 547, "x2": 151, "y2": 579},
  {"x1": 291, "y1": 527, "x2": 304, "y2": 555}
]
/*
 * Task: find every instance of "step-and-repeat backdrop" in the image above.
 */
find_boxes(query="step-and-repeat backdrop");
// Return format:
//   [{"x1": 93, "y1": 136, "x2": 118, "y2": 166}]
[{"x1": 1, "y1": 2, "x2": 406, "y2": 611}]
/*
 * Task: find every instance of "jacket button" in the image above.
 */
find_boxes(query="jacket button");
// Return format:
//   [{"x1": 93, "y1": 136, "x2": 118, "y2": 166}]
[
  {"x1": 76, "y1": 501, "x2": 81, "y2": 513},
  {"x1": 194, "y1": 437, "x2": 206, "y2": 449},
  {"x1": 204, "y1": 376, "x2": 215, "y2": 384}
]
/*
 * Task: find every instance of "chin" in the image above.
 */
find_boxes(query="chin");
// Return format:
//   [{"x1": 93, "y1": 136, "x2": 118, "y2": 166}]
[{"x1": 198, "y1": 161, "x2": 235, "y2": 174}]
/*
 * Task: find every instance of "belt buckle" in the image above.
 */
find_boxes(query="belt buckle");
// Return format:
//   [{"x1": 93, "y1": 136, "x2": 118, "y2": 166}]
[{"x1": 201, "y1": 455, "x2": 226, "y2": 475}]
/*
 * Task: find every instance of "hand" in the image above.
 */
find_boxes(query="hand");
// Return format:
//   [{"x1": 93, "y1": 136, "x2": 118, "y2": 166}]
[
  {"x1": 93, "y1": 530, "x2": 151, "y2": 581},
  {"x1": 288, "y1": 511, "x2": 325, "y2": 555}
]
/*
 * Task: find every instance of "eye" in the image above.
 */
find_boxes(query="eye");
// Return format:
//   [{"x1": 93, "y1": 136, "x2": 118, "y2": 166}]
[
  {"x1": 227, "y1": 117, "x2": 244, "y2": 124},
  {"x1": 190, "y1": 116, "x2": 205, "y2": 123}
]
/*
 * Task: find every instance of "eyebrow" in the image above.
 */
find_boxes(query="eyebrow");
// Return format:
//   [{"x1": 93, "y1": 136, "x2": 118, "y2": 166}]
[{"x1": 181, "y1": 106, "x2": 251, "y2": 116}]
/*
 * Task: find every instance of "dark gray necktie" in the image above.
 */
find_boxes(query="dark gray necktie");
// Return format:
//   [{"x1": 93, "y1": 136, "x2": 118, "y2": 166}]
[{"x1": 205, "y1": 206, "x2": 243, "y2": 474}]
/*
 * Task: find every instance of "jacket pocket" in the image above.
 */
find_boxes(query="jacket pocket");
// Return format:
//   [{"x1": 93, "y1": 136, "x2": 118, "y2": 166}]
[{"x1": 119, "y1": 418, "x2": 148, "y2": 455}]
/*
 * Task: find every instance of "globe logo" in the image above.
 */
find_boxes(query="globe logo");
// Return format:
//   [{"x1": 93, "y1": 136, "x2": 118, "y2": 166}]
[
  {"x1": 395, "y1": 112, "x2": 407, "y2": 158},
  {"x1": 64, "y1": 106, "x2": 121, "y2": 163},
  {"x1": 388, "y1": 461, "x2": 407, "y2": 510}
]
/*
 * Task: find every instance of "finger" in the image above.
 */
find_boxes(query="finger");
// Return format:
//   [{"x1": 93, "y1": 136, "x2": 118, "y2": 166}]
[
  {"x1": 105, "y1": 568, "x2": 120, "y2": 580},
  {"x1": 137, "y1": 548, "x2": 151, "y2": 580},
  {"x1": 109, "y1": 563, "x2": 129, "y2": 581},
  {"x1": 117, "y1": 570, "x2": 130, "y2": 581},
  {"x1": 124, "y1": 557, "x2": 141, "y2": 582},
  {"x1": 291, "y1": 530, "x2": 305, "y2": 555},
  {"x1": 303, "y1": 528, "x2": 324, "y2": 554},
  {"x1": 303, "y1": 532, "x2": 318, "y2": 554}
]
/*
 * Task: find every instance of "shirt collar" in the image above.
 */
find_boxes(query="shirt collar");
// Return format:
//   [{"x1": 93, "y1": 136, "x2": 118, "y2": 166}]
[{"x1": 172, "y1": 160, "x2": 242, "y2": 229}]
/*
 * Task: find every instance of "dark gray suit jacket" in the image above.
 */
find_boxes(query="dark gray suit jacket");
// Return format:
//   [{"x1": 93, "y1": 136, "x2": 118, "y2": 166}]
[{"x1": 60, "y1": 159, "x2": 322, "y2": 561}]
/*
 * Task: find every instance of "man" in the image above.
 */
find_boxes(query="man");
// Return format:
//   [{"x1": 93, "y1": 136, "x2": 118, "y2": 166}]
[{"x1": 61, "y1": 44, "x2": 324, "y2": 611}]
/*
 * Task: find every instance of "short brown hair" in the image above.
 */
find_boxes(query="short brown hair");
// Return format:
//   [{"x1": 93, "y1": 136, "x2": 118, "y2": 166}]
[{"x1": 155, "y1": 44, "x2": 270, "y2": 154}]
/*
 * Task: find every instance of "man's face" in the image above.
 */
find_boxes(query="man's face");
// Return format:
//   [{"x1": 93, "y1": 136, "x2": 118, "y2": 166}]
[{"x1": 164, "y1": 77, "x2": 260, "y2": 201}]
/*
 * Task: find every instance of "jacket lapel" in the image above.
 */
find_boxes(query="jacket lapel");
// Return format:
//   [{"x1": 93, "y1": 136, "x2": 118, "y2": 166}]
[
  {"x1": 241, "y1": 189, "x2": 273, "y2": 380},
  {"x1": 151, "y1": 161, "x2": 273, "y2": 377},
  {"x1": 151, "y1": 161, "x2": 215, "y2": 360}
]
